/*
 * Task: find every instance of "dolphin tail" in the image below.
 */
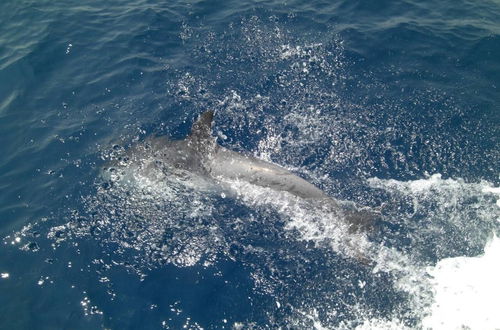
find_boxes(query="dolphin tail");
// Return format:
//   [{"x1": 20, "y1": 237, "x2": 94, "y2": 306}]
[
  {"x1": 341, "y1": 207, "x2": 379, "y2": 266},
  {"x1": 344, "y1": 208, "x2": 378, "y2": 234},
  {"x1": 317, "y1": 198, "x2": 377, "y2": 234}
]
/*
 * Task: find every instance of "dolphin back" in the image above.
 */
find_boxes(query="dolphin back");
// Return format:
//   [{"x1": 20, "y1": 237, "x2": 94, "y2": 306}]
[{"x1": 209, "y1": 147, "x2": 328, "y2": 199}]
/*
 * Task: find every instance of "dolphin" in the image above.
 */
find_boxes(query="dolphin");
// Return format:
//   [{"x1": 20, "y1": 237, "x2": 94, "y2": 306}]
[{"x1": 102, "y1": 110, "x2": 374, "y2": 232}]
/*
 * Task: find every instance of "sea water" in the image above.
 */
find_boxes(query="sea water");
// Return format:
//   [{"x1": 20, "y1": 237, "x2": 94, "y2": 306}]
[{"x1": 1, "y1": 0, "x2": 499, "y2": 329}]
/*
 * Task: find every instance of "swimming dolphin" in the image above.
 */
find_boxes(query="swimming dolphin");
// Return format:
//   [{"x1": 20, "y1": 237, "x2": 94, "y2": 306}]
[{"x1": 102, "y1": 110, "x2": 374, "y2": 232}]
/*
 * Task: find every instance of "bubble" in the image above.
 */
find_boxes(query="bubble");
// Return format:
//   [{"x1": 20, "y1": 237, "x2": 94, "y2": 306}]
[{"x1": 27, "y1": 242, "x2": 40, "y2": 252}]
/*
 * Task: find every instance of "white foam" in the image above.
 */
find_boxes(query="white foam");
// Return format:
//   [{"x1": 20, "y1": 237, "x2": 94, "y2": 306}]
[
  {"x1": 482, "y1": 186, "x2": 500, "y2": 211},
  {"x1": 220, "y1": 177, "x2": 373, "y2": 260},
  {"x1": 365, "y1": 174, "x2": 500, "y2": 327},
  {"x1": 354, "y1": 318, "x2": 412, "y2": 330},
  {"x1": 368, "y1": 174, "x2": 499, "y2": 253},
  {"x1": 423, "y1": 234, "x2": 500, "y2": 329}
]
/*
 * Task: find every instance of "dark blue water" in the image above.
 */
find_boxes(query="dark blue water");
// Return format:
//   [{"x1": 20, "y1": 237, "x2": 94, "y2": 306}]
[{"x1": 1, "y1": 0, "x2": 499, "y2": 329}]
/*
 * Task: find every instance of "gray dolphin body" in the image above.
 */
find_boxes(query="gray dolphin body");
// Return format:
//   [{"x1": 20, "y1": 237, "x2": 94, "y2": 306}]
[{"x1": 103, "y1": 111, "x2": 373, "y2": 231}]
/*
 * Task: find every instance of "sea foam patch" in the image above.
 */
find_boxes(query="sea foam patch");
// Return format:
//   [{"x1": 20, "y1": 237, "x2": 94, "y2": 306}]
[
  {"x1": 367, "y1": 173, "x2": 500, "y2": 328},
  {"x1": 423, "y1": 234, "x2": 500, "y2": 329}
]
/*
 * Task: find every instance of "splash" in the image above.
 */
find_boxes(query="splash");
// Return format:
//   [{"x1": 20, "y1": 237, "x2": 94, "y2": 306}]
[{"x1": 5, "y1": 14, "x2": 499, "y2": 329}]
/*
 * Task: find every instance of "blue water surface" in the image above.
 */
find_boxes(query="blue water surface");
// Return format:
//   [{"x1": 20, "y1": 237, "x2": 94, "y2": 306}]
[{"x1": 1, "y1": 0, "x2": 499, "y2": 329}]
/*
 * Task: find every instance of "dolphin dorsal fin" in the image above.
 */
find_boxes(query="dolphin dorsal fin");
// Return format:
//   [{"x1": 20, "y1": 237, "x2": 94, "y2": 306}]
[
  {"x1": 188, "y1": 110, "x2": 216, "y2": 156},
  {"x1": 189, "y1": 110, "x2": 214, "y2": 141}
]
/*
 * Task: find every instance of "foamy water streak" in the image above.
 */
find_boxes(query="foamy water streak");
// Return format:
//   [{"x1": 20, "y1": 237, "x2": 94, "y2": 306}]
[
  {"x1": 367, "y1": 174, "x2": 500, "y2": 329},
  {"x1": 423, "y1": 234, "x2": 500, "y2": 329}
]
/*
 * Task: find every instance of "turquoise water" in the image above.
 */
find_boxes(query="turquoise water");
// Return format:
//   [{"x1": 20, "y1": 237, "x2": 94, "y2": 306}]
[{"x1": 1, "y1": 0, "x2": 499, "y2": 329}]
